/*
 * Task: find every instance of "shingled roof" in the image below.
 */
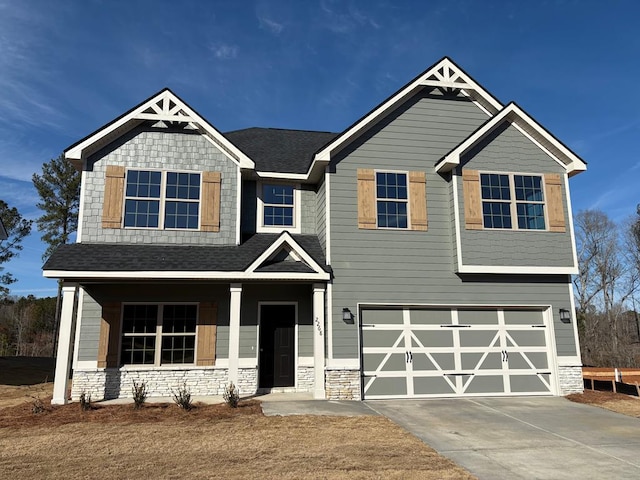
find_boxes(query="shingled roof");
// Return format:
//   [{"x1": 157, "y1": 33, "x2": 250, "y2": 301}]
[
  {"x1": 43, "y1": 234, "x2": 329, "y2": 274},
  {"x1": 224, "y1": 128, "x2": 338, "y2": 174}
]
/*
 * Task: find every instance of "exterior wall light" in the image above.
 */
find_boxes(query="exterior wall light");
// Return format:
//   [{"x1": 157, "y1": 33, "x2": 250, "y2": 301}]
[
  {"x1": 559, "y1": 308, "x2": 571, "y2": 323},
  {"x1": 342, "y1": 308, "x2": 354, "y2": 324}
]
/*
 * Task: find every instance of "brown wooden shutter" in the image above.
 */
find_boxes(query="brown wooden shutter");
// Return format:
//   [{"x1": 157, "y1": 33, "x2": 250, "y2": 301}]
[
  {"x1": 97, "y1": 302, "x2": 121, "y2": 368},
  {"x1": 462, "y1": 169, "x2": 483, "y2": 230},
  {"x1": 102, "y1": 166, "x2": 125, "y2": 228},
  {"x1": 196, "y1": 302, "x2": 218, "y2": 366},
  {"x1": 201, "y1": 171, "x2": 221, "y2": 232},
  {"x1": 357, "y1": 169, "x2": 376, "y2": 229},
  {"x1": 545, "y1": 173, "x2": 566, "y2": 233},
  {"x1": 409, "y1": 171, "x2": 428, "y2": 231}
]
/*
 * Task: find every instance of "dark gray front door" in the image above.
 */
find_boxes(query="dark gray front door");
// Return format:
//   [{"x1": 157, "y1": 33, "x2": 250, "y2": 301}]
[{"x1": 259, "y1": 304, "x2": 295, "y2": 388}]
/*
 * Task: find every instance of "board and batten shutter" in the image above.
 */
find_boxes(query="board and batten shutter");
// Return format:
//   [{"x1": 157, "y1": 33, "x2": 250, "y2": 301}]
[
  {"x1": 196, "y1": 302, "x2": 218, "y2": 366},
  {"x1": 102, "y1": 165, "x2": 125, "y2": 228},
  {"x1": 409, "y1": 171, "x2": 428, "y2": 231},
  {"x1": 544, "y1": 173, "x2": 566, "y2": 232},
  {"x1": 201, "y1": 171, "x2": 221, "y2": 232},
  {"x1": 462, "y1": 169, "x2": 483, "y2": 230},
  {"x1": 97, "y1": 302, "x2": 122, "y2": 368},
  {"x1": 357, "y1": 169, "x2": 376, "y2": 229}
]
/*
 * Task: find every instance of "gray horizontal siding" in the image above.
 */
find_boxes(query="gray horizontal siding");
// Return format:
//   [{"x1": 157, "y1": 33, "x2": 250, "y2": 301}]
[
  {"x1": 300, "y1": 185, "x2": 317, "y2": 234},
  {"x1": 77, "y1": 289, "x2": 101, "y2": 362},
  {"x1": 458, "y1": 123, "x2": 575, "y2": 267},
  {"x1": 329, "y1": 88, "x2": 576, "y2": 360}
]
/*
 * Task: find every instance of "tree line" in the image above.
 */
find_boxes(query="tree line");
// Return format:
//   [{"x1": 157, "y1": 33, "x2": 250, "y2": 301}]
[{"x1": 574, "y1": 207, "x2": 640, "y2": 367}]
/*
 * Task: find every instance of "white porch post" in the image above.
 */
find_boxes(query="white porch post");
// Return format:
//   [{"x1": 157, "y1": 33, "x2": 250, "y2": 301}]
[
  {"x1": 52, "y1": 283, "x2": 78, "y2": 405},
  {"x1": 228, "y1": 283, "x2": 242, "y2": 387},
  {"x1": 313, "y1": 283, "x2": 326, "y2": 399}
]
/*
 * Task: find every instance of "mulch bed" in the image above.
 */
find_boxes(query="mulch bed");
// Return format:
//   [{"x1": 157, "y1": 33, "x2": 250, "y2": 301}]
[{"x1": 0, "y1": 396, "x2": 263, "y2": 429}]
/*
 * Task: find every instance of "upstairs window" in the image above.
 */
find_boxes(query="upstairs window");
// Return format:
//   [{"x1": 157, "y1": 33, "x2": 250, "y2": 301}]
[
  {"x1": 263, "y1": 184, "x2": 294, "y2": 226},
  {"x1": 376, "y1": 172, "x2": 408, "y2": 229},
  {"x1": 124, "y1": 170, "x2": 201, "y2": 229},
  {"x1": 480, "y1": 173, "x2": 546, "y2": 230}
]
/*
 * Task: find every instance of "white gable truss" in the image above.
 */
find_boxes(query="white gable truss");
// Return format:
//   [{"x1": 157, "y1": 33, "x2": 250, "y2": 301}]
[
  {"x1": 245, "y1": 231, "x2": 330, "y2": 279},
  {"x1": 64, "y1": 89, "x2": 254, "y2": 169},
  {"x1": 436, "y1": 102, "x2": 587, "y2": 176},
  {"x1": 313, "y1": 57, "x2": 504, "y2": 163}
]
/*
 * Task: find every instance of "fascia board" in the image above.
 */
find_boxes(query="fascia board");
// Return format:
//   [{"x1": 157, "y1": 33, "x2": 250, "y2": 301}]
[
  {"x1": 43, "y1": 269, "x2": 330, "y2": 281},
  {"x1": 245, "y1": 231, "x2": 327, "y2": 274}
]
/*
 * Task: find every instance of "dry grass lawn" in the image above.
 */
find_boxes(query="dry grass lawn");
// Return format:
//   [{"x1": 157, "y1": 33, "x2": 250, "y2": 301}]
[
  {"x1": 0, "y1": 389, "x2": 474, "y2": 480},
  {"x1": 567, "y1": 389, "x2": 640, "y2": 418}
]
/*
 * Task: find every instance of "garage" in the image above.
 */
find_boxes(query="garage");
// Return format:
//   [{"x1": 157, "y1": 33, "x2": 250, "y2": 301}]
[{"x1": 361, "y1": 307, "x2": 555, "y2": 399}]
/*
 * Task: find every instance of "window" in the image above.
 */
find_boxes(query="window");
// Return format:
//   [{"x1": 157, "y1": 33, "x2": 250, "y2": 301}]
[
  {"x1": 124, "y1": 170, "x2": 201, "y2": 229},
  {"x1": 480, "y1": 173, "x2": 546, "y2": 230},
  {"x1": 376, "y1": 172, "x2": 408, "y2": 229},
  {"x1": 262, "y1": 184, "x2": 294, "y2": 226},
  {"x1": 121, "y1": 304, "x2": 197, "y2": 366}
]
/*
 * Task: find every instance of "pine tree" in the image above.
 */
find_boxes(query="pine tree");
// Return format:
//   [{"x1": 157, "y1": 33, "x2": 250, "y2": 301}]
[{"x1": 0, "y1": 200, "x2": 33, "y2": 298}]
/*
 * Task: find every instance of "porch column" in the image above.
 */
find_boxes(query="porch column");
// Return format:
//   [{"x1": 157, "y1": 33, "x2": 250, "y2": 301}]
[
  {"x1": 313, "y1": 283, "x2": 326, "y2": 399},
  {"x1": 228, "y1": 283, "x2": 242, "y2": 387},
  {"x1": 52, "y1": 283, "x2": 78, "y2": 405}
]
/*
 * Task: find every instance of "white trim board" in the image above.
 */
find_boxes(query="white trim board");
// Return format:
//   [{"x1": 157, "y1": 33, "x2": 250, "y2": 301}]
[{"x1": 43, "y1": 270, "x2": 330, "y2": 281}]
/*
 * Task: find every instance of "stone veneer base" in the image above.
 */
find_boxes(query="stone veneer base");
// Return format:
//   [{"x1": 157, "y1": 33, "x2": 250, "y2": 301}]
[
  {"x1": 325, "y1": 369, "x2": 361, "y2": 400},
  {"x1": 558, "y1": 365, "x2": 584, "y2": 395}
]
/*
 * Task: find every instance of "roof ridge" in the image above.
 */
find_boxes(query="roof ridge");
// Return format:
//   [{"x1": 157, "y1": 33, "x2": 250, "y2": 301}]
[{"x1": 225, "y1": 127, "x2": 338, "y2": 135}]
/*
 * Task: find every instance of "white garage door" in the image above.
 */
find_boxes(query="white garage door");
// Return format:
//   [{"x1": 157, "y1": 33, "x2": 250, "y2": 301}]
[{"x1": 361, "y1": 308, "x2": 555, "y2": 399}]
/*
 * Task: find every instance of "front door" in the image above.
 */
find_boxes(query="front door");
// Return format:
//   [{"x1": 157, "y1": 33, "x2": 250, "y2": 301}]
[{"x1": 259, "y1": 304, "x2": 295, "y2": 388}]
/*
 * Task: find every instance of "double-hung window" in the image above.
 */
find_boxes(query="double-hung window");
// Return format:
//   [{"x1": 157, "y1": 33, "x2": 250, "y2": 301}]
[
  {"x1": 259, "y1": 183, "x2": 300, "y2": 232},
  {"x1": 480, "y1": 173, "x2": 546, "y2": 230},
  {"x1": 120, "y1": 304, "x2": 197, "y2": 366},
  {"x1": 376, "y1": 172, "x2": 408, "y2": 229},
  {"x1": 124, "y1": 170, "x2": 201, "y2": 229}
]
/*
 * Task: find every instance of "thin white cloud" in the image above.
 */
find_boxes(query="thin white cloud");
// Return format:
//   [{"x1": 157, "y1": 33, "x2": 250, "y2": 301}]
[
  {"x1": 258, "y1": 15, "x2": 284, "y2": 35},
  {"x1": 210, "y1": 44, "x2": 239, "y2": 60}
]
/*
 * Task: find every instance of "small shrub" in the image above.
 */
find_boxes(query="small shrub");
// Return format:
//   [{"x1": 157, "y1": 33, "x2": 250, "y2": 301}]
[
  {"x1": 172, "y1": 382, "x2": 193, "y2": 411},
  {"x1": 223, "y1": 382, "x2": 240, "y2": 408},
  {"x1": 79, "y1": 392, "x2": 92, "y2": 411},
  {"x1": 132, "y1": 381, "x2": 148, "y2": 409},
  {"x1": 31, "y1": 396, "x2": 45, "y2": 414}
]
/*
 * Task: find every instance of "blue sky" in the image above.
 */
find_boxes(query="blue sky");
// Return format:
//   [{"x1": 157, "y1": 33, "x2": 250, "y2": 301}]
[{"x1": 1, "y1": 0, "x2": 639, "y2": 297}]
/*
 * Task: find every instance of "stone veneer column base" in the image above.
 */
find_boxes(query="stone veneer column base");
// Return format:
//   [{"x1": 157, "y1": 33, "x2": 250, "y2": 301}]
[
  {"x1": 71, "y1": 367, "x2": 261, "y2": 401},
  {"x1": 297, "y1": 366, "x2": 315, "y2": 392},
  {"x1": 325, "y1": 369, "x2": 360, "y2": 400},
  {"x1": 558, "y1": 365, "x2": 584, "y2": 395}
]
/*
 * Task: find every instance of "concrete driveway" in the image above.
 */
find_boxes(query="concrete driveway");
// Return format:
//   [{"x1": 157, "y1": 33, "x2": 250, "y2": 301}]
[{"x1": 366, "y1": 397, "x2": 640, "y2": 480}]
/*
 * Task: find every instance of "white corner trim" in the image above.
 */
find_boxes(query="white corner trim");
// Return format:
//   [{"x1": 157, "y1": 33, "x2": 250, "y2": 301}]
[
  {"x1": 43, "y1": 269, "x2": 330, "y2": 281},
  {"x1": 568, "y1": 282, "x2": 582, "y2": 365},
  {"x1": 451, "y1": 170, "x2": 464, "y2": 273},
  {"x1": 236, "y1": 165, "x2": 242, "y2": 245},
  {"x1": 325, "y1": 167, "x2": 332, "y2": 265},
  {"x1": 457, "y1": 265, "x2": 578, "y2": 275},
  {"x1": 76, "y1": 170, "x2": 87, "y2": 243},
  {"x1": 564, "y1": 172, "x2": 579, "y2": 271}
]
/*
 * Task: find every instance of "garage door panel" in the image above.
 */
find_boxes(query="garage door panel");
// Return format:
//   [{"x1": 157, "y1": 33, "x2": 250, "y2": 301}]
[
  {"x1": 458, "y1": 309, "x2": 499, "y2": 325},
  {"x1": 362, "y1": 309, "x2": 403, "y2": 324},
  {"x1": 414, "y1": 376, "x2": 456, "y2": 395},
  {"x1": 504, "y1": 310, "x2": 544, "y2": 325},
  {"x1": 411, "y1": 330, "x2": 454, "y2": 348},
  {"x1": 509, "y1": 374, "x2": 550, "y2": 393},
  {"x1": 410, "y1": 309, "x2": 452, "y2": 325},
  {"x1": 508, "y1": 351, "x2": 548, "y2": 370},
  {"x1": 364, "y1": 376, "x2": 407, "y2": 397},
  {"x1": 362, "y1": 329, "x2": 403, "y2": 348},
  {"x1": 431, "y1": 352, "x2": 456, "y2": 370},
  {"x1": 411, "y1": 353, "x2": 438, "y2": 371},
  {"x1": 464, "y1": 375, "x2": 505, "y2": 394},
  {"x1": 377, "y1": 353, "x2": 409, "y2": 372},
  {"x1": 461, "y1": 351, "x2": 503, "y2": 370},
  {"x1": 459, "y1": 330, "x2": 500, "y2": 347},
  {"x1": 506, "y1": 330, "x2": 546, "y2": 347}
]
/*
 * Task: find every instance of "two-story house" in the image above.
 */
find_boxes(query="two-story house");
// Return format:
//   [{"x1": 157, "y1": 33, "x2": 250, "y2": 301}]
[{"x1": 44, "y1": 57, "x2": 586, "y2": 404}]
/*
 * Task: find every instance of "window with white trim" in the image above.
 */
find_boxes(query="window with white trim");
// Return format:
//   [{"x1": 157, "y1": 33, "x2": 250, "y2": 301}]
[
  {"x1": 376, "y1": 171, "x2": 408, "y2": 229},
  {"x1": 262, "y1": 184, "x2": 294, "y2": 226},
  {"x1": 480, "y1": 173, "x2": 546, "y2": 230},
  {"x1": 124, "y1": 170, "x2": 201, "y2": 229},
  {"x1": 120, "y1": 304, "x2": 197, "y2": 365}
]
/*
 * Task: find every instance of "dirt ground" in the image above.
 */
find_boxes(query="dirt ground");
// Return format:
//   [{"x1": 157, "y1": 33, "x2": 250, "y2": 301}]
[
  {"x1": 0, "y1": 397, "x2": 474, "y2": 480},
  {"x1": 567, "y1": 389, "x2": 640, "y2": 418}
]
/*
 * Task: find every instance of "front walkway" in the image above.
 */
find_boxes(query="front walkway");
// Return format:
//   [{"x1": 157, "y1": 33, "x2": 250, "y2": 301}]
[{"x1": 366, "y1": 396, "x2": 640, "y2": 480}]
